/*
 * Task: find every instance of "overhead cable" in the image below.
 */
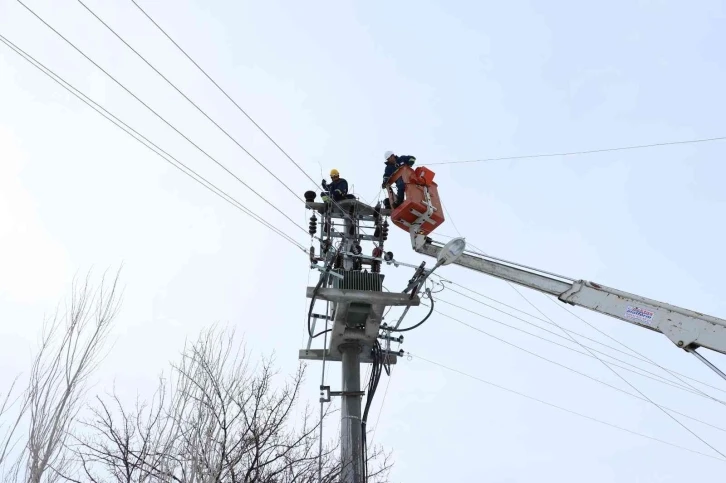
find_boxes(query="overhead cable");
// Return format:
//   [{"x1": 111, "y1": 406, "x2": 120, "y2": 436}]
[
  {"x1": 545, "y1": 294, "x2": 726, "y2": 405},
  {"x1": 510, "y1": 284, "x2": 726, "y2": 460},
  {"x1": 17, "y1": 1, "x2": 309, "y2": 238},
  {"x1": 409, "y1": 352, "x2": 726, "y2": 463},
  {"x1": 437, "y1": 278, "x2": 726, "y2": 394},
  {"x1": 128, "y1": 0, "x2": 361, "y2": 222},
  {"x1": 434, "y1": 307, "x2": 726, "y2": 427},
  {"x1": 426, "y1": 136, "x2": 726, "y2": 166},
  {"x1": 77, "y1": 0, "x2": 302, "y2": 203},
  {"x1": 0, "y1": 34, "x2": 307, "y2": 253},
  {"x1": 434, "y1": 301, "x2": 722, "y2": 399}
]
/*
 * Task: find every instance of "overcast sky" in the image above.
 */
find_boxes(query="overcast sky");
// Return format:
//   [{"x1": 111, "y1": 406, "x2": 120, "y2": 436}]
[{"x1": 2, "y1": 0, "x2": 726, "y2": 481}]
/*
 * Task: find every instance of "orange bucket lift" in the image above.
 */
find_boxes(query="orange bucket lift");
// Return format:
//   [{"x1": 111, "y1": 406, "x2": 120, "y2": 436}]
[{"x1": 385, "y1": 165, "x2": 445, "y2": 248}]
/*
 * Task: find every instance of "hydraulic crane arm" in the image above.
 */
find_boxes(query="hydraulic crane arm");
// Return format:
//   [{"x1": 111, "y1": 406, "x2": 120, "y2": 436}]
[{"x1": 418, "y1": 239, "x2": 726, "y2": 379}]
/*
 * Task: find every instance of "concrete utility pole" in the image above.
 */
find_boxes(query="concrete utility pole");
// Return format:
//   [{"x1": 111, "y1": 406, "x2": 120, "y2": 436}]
[
  {"x1": 301, "y1": 197, "x2": 419, "y2": 483},
  {"x1": 340, "y1": 344, "x2": 362, "y2": 480}
]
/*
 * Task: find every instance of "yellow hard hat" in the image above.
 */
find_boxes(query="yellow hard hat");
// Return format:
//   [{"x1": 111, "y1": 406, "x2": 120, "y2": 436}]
[{"x1": 330, "y1": 169, "x2": 340, "y2": 177}]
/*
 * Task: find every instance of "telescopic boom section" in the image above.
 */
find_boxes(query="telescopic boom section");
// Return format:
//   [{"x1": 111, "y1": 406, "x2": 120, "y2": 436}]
[{"x1": 418, "y1": 241, "x2": 726, "y2": 359}]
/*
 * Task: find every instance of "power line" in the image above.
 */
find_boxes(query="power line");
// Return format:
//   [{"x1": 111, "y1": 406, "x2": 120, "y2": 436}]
[
  {"x1": 441, "y1": 286, "x2": 653, "y2": 363},
  {"x1": 545, "y1": 293, "x2": 726, "y2": 406},
  {"x1": 408, "y1": 352, "x2": 726, "y2": 463},
  {"x1": 436, "y1": 293, "x2": 700, "y2": 390},
  {"x1": 128, "y1": 0, "x2": 362, "y2": 220},
  {"x1": 17, "y1": 0, "x2": 309, "y2": 239},
  {"x1": 77, "y1": 0, "x2": 302, "y2": 204},
  {"x1": 509, "y1": 284, "x2": 726, "y2": 460},
  {"x1": 436, "y1": 278, "x2": 726, "y2": 394},
  {"x1": 430, "y1": 306, "x2": 726, "y2": 430},
  {"x1": 433, "y1": 301, "x2": 724, "y2": 401},
  {"x1": 426, "y1": 136, "x2": 726, "y2": 166},
  {"x1": 0, "y1": 34, "x2": 307, "y2": 253}
]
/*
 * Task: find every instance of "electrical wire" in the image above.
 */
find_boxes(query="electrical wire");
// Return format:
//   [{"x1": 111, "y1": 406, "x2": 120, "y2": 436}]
[
  {"x1": 362, "y1": 341, "x2": 384, "y2": 481},
  {"x1": 436, "y1": 294, "x2": 726, "y2": 401},
  {"x1": 408, "y1": 352, "x2": 726, "y2": 463},
  {"x1": 385, "y1": 289, "x2": 435, "y2": 333},
  {"x1": 77, "y1": 0, "x2": 303, "y2": 203},
  {"x1": 546, "y1": 294, "x2": 726, "y2": 405},
  {"x1": 0, "y1": 34, "x2": 308, "y2": 253},
  {"x1": 435, "y1": 278, "x2": 726, "y2": 393},
  {"x1": 17, "y1": 1, "x2": 309, "y2": 239},
  {"x1": 433, "y1": 307, "x2": 726, "y2": 432},
  {"x1": 127, "y1": 0, "x2": 361, "y2": 224},
  {"x1": 426, "y1": 136, "x2": 726, "y2": 166},
  {"x1": 368, "y1": 368, "x2": 392, "y2": 448},
  {"x1": 509, "y1": 284, "x2": 726, "y2": 460}
]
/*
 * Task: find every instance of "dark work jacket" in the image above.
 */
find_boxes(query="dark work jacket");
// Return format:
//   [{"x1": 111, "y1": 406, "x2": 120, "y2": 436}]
[
  {"x1": 382, "y1": 155, "x2": 416, "y2": 185},
  {"x1": 322, "y1": 178, "x2": 349, "y2": 199}
]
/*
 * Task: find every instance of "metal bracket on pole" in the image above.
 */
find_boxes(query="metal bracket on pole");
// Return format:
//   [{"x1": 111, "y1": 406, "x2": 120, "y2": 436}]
[{"x1": 320, "y1": 385, "x2": 366, "y2": 403}]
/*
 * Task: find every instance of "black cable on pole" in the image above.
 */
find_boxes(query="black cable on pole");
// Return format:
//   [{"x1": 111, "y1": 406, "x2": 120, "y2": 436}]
[
  {"x1": 362, "y1": 341, "x2": 383, "y2": 481},
  {"x1": 386, "y1": 289, "x2": 435, "y2": 332},
  {"x1": 0, "y1": 34, "x2": 308, "y2": 253},
  {"x1": 17, "y1": 0, "x2": 309, "y2": 239}
]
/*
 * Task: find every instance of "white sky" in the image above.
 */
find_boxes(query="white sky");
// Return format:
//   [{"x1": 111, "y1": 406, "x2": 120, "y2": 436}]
[{"x1": 2, "y1": 0, "x2": 726, "y2": 481}]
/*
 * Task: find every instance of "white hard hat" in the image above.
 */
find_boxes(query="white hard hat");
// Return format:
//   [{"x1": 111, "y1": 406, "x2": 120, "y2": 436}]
[{"x1": 384, "y1": 150, "x2": 395, "y2": 160}]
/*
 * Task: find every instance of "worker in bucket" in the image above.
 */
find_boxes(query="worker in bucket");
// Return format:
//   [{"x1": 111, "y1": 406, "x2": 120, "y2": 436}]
[
  {"x1": 321, "y1": 169, "x2": 349, "y2": 202},
  {"x1": 382, "y1": 150, "x2": 416, "y2": 209}
]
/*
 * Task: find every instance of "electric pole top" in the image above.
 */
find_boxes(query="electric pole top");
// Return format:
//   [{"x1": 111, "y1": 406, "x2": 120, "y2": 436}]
[
  {"x1": 300, "y1": 196, "x2": 419, "y2": 364},
  {"x1": 300, "y1": 194, "x2": 419, "y2": 483}
]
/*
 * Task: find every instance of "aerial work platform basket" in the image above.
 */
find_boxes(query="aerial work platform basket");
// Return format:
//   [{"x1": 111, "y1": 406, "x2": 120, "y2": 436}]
[{"x1": 385, "y1": 165, "x2": 445, "y2": 239}]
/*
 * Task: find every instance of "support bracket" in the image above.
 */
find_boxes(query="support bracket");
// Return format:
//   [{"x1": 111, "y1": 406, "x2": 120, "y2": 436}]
[{"x1": 320, "y1": 385, "x2": 366, "y2": 403}]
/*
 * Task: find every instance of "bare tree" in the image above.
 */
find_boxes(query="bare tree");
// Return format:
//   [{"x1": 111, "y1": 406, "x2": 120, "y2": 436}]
[
  {"x1": 0, "y1": 270, "x2": 122, "y2": 483},
  {"x1": 72, "y1": 327, "x2": 392, "y2": 482}
]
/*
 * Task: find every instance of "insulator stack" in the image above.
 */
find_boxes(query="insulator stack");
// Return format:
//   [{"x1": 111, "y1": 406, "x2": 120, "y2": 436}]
[
  {"x1": 371, "y1": 246, "x2": 383, "y2": 273},
  {"x1": 309, "y1": 215, "x2": 317, "y2": 236},
  {"x1": 381, "y1": 220, "x2": 389, "y2": 241},
  {"x1": 309, "y1": 246, "x2": 315, "y2": 263}
]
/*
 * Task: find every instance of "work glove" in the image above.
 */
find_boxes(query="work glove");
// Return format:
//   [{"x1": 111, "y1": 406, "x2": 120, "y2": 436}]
[{"x1": 321, "y1": 180, "x2": 328, "y2": 190}]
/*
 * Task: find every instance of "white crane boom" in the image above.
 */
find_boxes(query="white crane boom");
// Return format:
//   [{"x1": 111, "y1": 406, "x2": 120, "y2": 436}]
[{"x1": 418, "y1": 239, "x2": 726, "y2": 380}]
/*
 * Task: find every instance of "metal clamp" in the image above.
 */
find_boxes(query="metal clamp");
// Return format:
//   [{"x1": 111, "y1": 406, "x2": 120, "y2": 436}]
[
  {"x1": 379, "y1": 333, "x2": 404, "y2": 344},
  {"x1": 320, "y1": 385, "x2": 366, "y2": 403}
]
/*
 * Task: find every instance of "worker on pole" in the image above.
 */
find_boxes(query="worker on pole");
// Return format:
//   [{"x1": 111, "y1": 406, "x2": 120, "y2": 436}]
[
  {"x1": 321, "y1": 169, "x2": 349, "y2": 202},
  {"x1": 382, "y1": 150, "x2": 416, "y2": 209}
]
